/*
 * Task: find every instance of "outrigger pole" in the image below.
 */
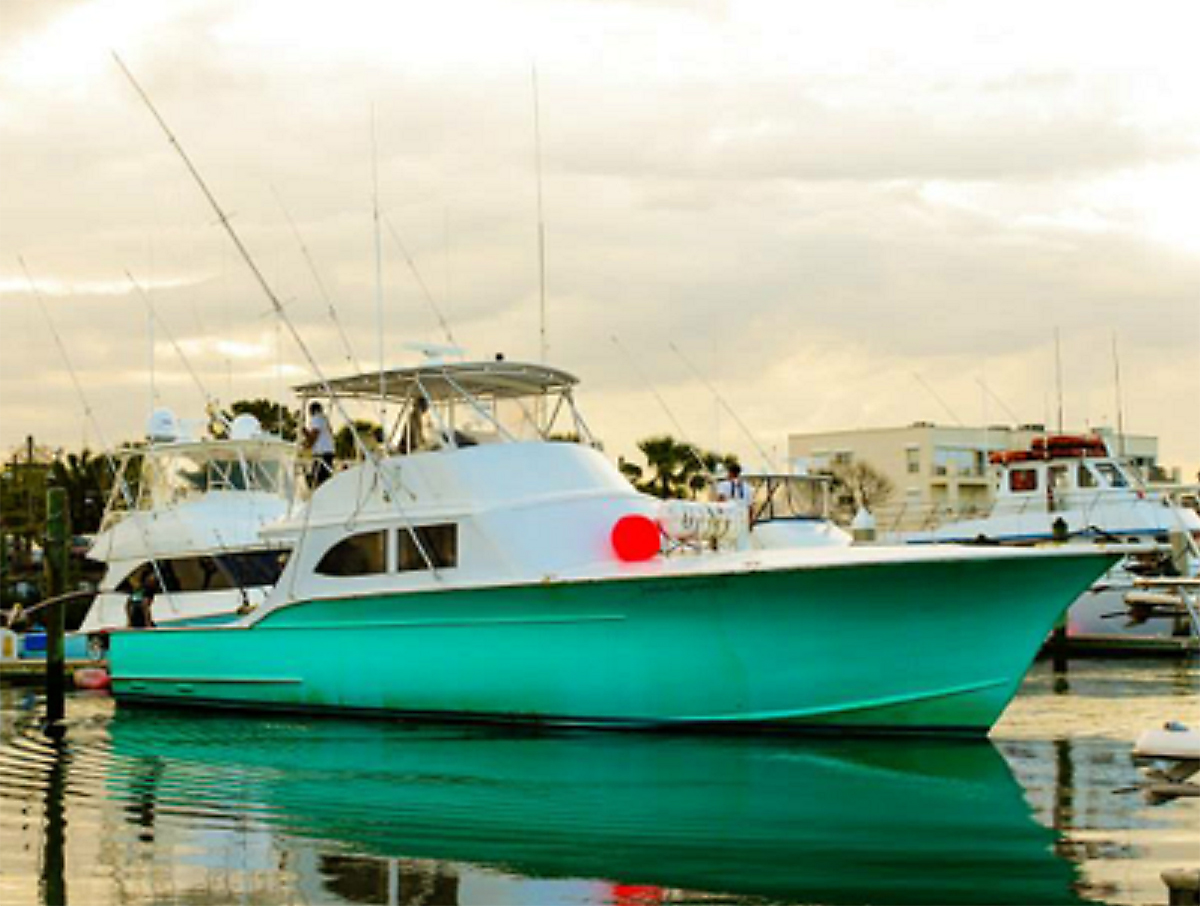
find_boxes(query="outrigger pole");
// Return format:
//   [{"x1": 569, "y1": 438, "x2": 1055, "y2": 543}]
[
  {"x1": 609, "y1": 335, "x2": 716, "y2": 482},
  {"x1": 18, "y1": 257, "x2": 177, "y2": 611},
  {"x1": 112, "y1": 53, "x2": 440, "y2": 577},
  {"x1": 668, "y1": 342, "x2": 780, "y2": 472},
  {"x1": 271, "y1": 185, "x2": 362, "y2": 374}
]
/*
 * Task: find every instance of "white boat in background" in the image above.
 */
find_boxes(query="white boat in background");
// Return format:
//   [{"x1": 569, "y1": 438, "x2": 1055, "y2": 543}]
[
  {"x1": 900, "y1": 435, "x2": 1200, "y2": 647},
  {"x1": 80, "y1": 409, "x2": 299, "y2": 639},
  {"x1": 743, "y1": 472, "x2": 852, "y2": 551}
]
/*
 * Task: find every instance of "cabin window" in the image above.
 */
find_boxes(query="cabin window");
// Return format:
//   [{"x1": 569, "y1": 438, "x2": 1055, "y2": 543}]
[
  {"x1": 398, "y1": 524, "x2": 458, "y2": 571},
  {"x1": 1048, "y1": 465, "x2": 1070, "y2": 491},
  {"x1": 316, "y1": 531, "x2": 388, "y2": 577},
  {"x1": 1078, "y1": 464, "x2": 1098, "y2": 488},
  {"x1": 1009, "y1": 468, "x2": 1038, "y2": 493},
  {"x1": 114, "y1": 553, "x2": 287, "y2": 593},
  {"x1": 1095, "y1": 462, "x2": 1128, "y2": 488}
]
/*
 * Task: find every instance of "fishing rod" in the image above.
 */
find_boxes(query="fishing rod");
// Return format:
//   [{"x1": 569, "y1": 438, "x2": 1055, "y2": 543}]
[
  {"x1": 270, "y1": 185, "x2": 362, "y2": 373},
  {"x1": 125, "y1": 269, "x2": 235, "y2": 431},
  {"x1": 19, "y1": 257, "x2": 178, "y2": 614},
  {"x1": 668, "y1": 342, "x2": 779, "y2": 472},
  {"x1": 382, "y1": 213, "x2": 460, "y2": 351},
  {"x1": 609, "y1": 335, "x2": 716, "y2": 481},
  {"x1": 112, "y1": 52, "x2": 440, "y2": 577}
]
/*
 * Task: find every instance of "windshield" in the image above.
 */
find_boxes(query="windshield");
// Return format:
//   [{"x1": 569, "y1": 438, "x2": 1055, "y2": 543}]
[{"x1": 748, "y1": 476, "x2": 830, "y2": 521}]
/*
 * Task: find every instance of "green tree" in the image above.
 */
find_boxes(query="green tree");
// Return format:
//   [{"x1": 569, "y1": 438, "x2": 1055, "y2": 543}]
[
  {"x1": 49, "y1": 449, "x2": 110, "y2": 534},
  {"x1": 620, "y1": 435, "x2": 737, "y2": 500},
  {"x1": 828, "y1": 461, "x2": 894, "y2": 522}
]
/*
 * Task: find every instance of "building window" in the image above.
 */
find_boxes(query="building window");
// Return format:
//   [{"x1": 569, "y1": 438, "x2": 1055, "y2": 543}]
[
  {"x1": 832, "y1": 450, "x2": 853, "y2": 467},
  {"x1": 906, "y1": 448, "x2": 920, "y2": 474},
  {"x1": 316, "y1": 531, "x2": 388, "y2": 577},
  {"x1": 398, "y1": 524, "x2": 458, "y2": 571}
]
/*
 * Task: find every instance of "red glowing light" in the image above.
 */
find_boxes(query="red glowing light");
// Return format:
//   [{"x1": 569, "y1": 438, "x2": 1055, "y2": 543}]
[{"x1": 611, "y1": 514, "x2": 661, "y2": 562}]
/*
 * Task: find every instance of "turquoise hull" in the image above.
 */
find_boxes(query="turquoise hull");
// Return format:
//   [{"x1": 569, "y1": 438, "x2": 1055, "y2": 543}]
[{"x1": 110, "y1": 552, "x2": 1111, "y2": 733}]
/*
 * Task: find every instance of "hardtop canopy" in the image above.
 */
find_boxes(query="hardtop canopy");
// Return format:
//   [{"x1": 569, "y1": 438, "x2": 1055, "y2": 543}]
[{"x1": 294, "y1": 361, "x2": 579, "y2": 405}]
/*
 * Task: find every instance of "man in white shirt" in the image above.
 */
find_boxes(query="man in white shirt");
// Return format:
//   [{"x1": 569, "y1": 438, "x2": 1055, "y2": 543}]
[
  {"x1": 303, "y1": 401, "x2": 336, "y2": 487},
  {"x1": 715, "y1": 463, "x2": 751, "y2": 508}
]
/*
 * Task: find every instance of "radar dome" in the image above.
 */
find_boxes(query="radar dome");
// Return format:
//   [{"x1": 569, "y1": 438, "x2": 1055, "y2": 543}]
[
  {"x1": 229, "y1": 414, "x2": 263, "y2": 440},
  {"x1": 146, "y1": 408, "x2": 180, "y2": 443}
]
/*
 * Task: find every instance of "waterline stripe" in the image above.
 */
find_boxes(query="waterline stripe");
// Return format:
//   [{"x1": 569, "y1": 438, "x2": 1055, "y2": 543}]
[
  {"x1": 261, "y1": 614, "x2": 627, "y2": 631},
  {"x1": 113, "y1": 676, "x2": 303, "y2": 685},
  {"x1": 676, "y1": 677, "x2": 1011, "y2": 723}
]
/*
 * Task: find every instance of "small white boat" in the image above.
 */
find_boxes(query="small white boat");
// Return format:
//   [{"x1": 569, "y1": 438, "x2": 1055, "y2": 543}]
[
  {"x1": 80, "y1": 410, "x2": 299, "y2": 640},
  {"x1": 902, "y1": 435, "x2": 1200, "y2": 646}
]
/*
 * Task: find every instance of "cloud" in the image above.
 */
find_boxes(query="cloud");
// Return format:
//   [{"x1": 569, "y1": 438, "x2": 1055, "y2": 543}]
[{"x1": 1, "y1": 0, "x2": 1198, "y2": 474}]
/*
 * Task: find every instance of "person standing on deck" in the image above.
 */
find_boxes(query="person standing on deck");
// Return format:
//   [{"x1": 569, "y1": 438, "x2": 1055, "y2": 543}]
[
  {"x1": 303, "y1": 401, "x2": 336, "y2": 487},
  {"x1": 715, "y1": 463, "x2": 753, "y2": 525}
]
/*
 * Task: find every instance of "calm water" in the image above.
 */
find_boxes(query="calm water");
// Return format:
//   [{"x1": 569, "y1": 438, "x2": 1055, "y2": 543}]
[{"x1": 1, "y1": 659, "x2": 1197, "y2": 906}]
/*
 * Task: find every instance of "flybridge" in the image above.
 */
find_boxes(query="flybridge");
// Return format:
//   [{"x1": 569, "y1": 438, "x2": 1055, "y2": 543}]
[{"x1": 294, "y1": 361, "x2": 597, "y2": 450}]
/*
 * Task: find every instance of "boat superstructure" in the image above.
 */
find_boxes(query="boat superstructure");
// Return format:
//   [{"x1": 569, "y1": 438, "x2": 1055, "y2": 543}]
[
  {"x1": 900, "y1": 434, "x2": 1200, "y2": 645},
  {"x1": 81, "y1": 412, "x2": 298, "y2": 635},
  {"x1": 108, "y1": 362, "x2": 1115, "y2": 734},
  {"x1": 904, "y1": 435, "x2": 1200, "y2": 547}
]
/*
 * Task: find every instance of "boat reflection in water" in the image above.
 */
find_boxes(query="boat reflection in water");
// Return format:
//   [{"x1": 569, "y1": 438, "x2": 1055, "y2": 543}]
[{"x1": 103, "y1": 709, "x2": 1085, "y2": 905}]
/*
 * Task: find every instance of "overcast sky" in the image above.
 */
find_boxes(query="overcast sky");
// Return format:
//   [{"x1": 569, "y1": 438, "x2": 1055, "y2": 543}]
[{"x1": 2, "y1": 0, "x2": 1198, "y2": 473}]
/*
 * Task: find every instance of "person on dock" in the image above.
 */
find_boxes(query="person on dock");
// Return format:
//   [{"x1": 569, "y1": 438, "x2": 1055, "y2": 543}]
[{"x1": 303, "y1": 401, "x2": 336, "y2": 487}]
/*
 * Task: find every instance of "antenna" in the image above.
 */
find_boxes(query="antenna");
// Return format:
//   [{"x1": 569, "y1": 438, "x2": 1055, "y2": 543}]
[
  {"x1": 911, "y1": 372, "x2": 962, "y2": 426},
  {"x1": 1112, "y1": 331, "x2": 1126, "y2": 457},
  {"x1": 1054, "y1": 327, "x2": 1064, "y2": 433},
  {"x1": 371, "y1": 105, "x2": 386, "y2": 432},
  {"x1": 532, "y1": 62, "x2": 547, "y2": 364},
  {"x1": 669, "y1": 342, "x2": 778, "y2": 471},
  {"x1": 148, "y1": 286, "x2": 156, "y2": 415}
]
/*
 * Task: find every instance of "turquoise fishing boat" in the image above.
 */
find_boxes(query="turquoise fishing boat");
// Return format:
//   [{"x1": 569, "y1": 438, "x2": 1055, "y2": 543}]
[{"x1": 108, "y1": 361, "x2": 1115, "y2": 734}]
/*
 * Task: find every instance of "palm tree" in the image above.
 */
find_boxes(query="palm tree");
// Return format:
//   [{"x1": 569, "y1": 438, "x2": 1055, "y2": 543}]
[
  {"x1": 622, "y1": 435, "x2": 737, "y2": 500},
  {"x1": 49, "y1": 449, "x2": 110, "y2": 533}
]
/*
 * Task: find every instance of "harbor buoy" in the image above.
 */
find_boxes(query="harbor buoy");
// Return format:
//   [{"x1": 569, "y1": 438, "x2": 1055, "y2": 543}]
[
  {"x1": 611, "y1": 515, "x2": 661, "y2": 562},
  {"x1": 74, "y1": 667, "x2": 111, "y2": 691}
]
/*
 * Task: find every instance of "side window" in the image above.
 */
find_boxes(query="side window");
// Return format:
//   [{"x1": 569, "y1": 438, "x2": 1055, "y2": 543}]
[
  {"x1": 398, "y1": 524, "x2": 458, "y2": 571},
  {"x1": 1078, "y1": 465, "x2": 1098, "y2": 488},
  {"x1": 316, "y1": 531, "x2": 388, "y2": 577},
  {"x1": 1009, "y1": 469, "x2": 1038, "y2": 493}
]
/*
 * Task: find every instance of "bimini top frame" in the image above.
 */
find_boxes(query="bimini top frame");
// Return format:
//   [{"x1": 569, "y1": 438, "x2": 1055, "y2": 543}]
[{"x1": 294, "y1": 360, "x2": 596, "y2": 451}]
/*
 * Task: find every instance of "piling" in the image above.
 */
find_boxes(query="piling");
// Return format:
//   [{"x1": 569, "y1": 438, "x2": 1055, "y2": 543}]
[{"x1": 44, "y1": 487, "x2": 68, "y2": 730}]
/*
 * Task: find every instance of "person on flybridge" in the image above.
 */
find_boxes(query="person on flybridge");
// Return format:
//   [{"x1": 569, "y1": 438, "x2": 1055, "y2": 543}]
[{"x1": 303, "y1": 401, "x2": 336, "y2": 487}]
